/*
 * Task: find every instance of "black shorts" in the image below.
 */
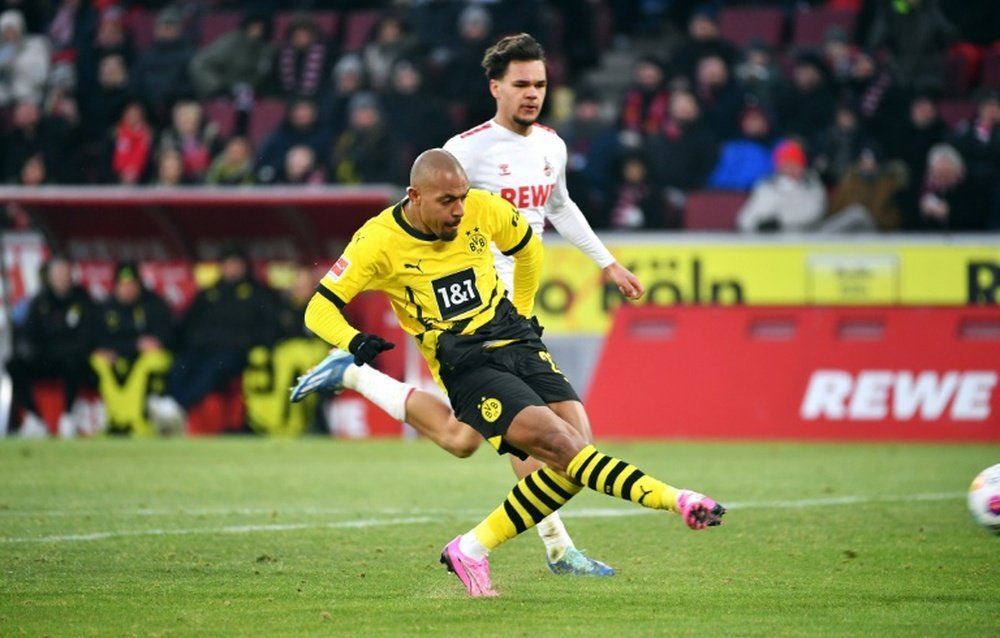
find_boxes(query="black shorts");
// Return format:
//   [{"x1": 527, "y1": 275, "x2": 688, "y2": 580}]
[{"x1": 442, "y1": 340, "x2": 579, "y2": 459}]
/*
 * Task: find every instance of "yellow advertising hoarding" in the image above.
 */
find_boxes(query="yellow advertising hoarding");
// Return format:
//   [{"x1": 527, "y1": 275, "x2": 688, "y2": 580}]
[{"x1": 536, "y1": 238, "x2": 1000, "y2": 335}]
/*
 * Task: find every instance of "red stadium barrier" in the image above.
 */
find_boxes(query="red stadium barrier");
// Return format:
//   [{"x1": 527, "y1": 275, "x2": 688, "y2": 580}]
[
  {"x1": 586, "y1": 305, "x2": 1000, "y2": 441},
  {"x1": 0, "y1": 186, "x2": 400, "y2": 262}
]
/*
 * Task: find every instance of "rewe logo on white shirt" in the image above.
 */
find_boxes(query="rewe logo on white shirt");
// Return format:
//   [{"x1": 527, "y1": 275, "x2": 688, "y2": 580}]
[
  {"x1": 800, "y1": 370, "x2": 998, "y2": 421},
  {"x1": 499, "y1": 184, "x2": 554, "y2": 209}
]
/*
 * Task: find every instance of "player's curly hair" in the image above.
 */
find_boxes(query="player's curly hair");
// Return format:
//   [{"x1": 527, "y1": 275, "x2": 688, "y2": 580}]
[{"x1": 481, "y1": 33, "x2": 545, "y2": 80}]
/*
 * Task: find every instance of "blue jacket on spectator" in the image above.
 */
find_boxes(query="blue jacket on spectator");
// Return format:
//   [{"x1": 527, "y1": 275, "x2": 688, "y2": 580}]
[{"x1": 707, "y1": 139, "x2": 774, "y2": 190}]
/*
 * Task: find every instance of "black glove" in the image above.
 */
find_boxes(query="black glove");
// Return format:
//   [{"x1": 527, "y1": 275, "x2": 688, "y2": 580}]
[{"x1": 348, "y1": 333, "x2": 395, "y2": 366}]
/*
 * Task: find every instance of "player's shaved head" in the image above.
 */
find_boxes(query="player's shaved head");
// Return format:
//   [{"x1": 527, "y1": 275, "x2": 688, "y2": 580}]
[
  {"x1": 406, "y1": 149, "x2": 470, "y2": 242},
  {"x1": 410, "y1": 148, "x2": 466, "y2": 188}
]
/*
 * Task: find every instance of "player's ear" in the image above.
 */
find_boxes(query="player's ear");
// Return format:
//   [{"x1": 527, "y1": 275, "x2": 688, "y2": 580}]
[
  {"x1": 406, "y1": 185, "x2": 419, "y2": 204},
  {"x1": 488, "y1": 78, "x2": 501, "y2": 99}
]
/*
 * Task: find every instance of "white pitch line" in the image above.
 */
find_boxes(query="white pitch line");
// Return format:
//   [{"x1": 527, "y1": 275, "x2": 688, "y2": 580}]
[
  {"x1": 0, "y1": 492, "x2": 965, "y2": 544},
  {"x1": 0, "y1": 517, "x2": 434, "y2": 544}
]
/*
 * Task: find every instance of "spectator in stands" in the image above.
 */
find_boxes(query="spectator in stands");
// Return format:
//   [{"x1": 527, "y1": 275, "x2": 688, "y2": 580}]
[
  {"x1": 256, "y1": 97, "x2": 331, "y2": 184},
  {"x1": 558, "y1": 87, "x2": 621, "y2": 226},
  {"x1": 45, "y1": 0, "x2": 91, "y2": 88},
  {"x1": 2, "y1": 100, "x2": 64, "y2": 184},
  {"x1": 189, "y1": 11, "x2": 274, "y2": 100},
  {"x1": 736, "y1": 139, "x2": 827, "y2": 232},
  {"x1": 147, "y1": 243, "x2": 282, "y2": 433},
  {"x1": 439, "y1": 4, "x2": 495, "y2": 131},
  {"x1": 906, "y1": 143, "x2": 991, "y2": 231},
  {"x1": 41, "y1": 87, "x2": 84, "y2": 183},
  {"x1": 205, "y1": 135, "x2": 255, "y2": 186},
  {"x1": 16, "y1": 152, "x2": 46, "y2": 185},
  {"x1": 866, "y1": 0, "x2": 957, "y2": 92},
  {"x1": 813, "y1": 102, "x2": 871, "y2": 186},
  {"x1": 6, "y1": 255, "x2": 95, "y2": 438},
  {"x1": 777, "y1": 52, "x2": 835, "y2": 151},
  {"x1": 153, "y1": 147, "x2": 191, "y2": 185},
  {"x1": 109, "y1": 100, "x2": 153, "y2": 184},
  {"x1": 645, "y1": 89, "x2": 718, "y2": 193},
  {"x1": 606, "y1": 151, "x2": 670, "y2": 229},
  {"x1": 821, "y1": 26, "x2": 855, "y2": 93},
  {"x1": 671, "y1": 6, "x2": 738, "y2": 84},
  {"x1": 89, "y1": 261, "x2": 174, "y2": 435},
  {"x1": 361, "y1": 13, "x2": 419, "y2": 92},
  {"x1": 0, "y1": 9, "x2": 50, "y2": 107},
  {"x1": 949, "y1": 89, "x2": 1000, "y2": 228},
  {"x1": 618, "y1": 55, "x2": 671, "y2": 136},
  {"x1": 79, "y1": 52, "x2": 130, "y2": 144},
  {"x1": 157, "y1": 100, "x2": 219, "y2": 183},
  {"x1": 886, "y1": 91, "x2": 948, "y2": 209},
  {"x1": 707, "y1": 103, "x2": 775, "y2": 191},
  {"x1": 692, "y1": 54, "x2": 745, "y2": 140},
  {"x1": 271, "y1": 12, "x2": 330, "y2": 100},
  {"x1": 381, "y1": 58, "x2": 452, "y2": 184},
  {"x1": 845, "y1": 48, "x2": 906, "y2": 149},
  {"x1": 323, "y1": 53, "x2": 367, "y2": 136},
  {"x1": 75, "y1": 5, "x2": 133, "y2": 106},
  {"x1": 821, "y1": 143, "x2": 908, "y2": 232},
  {"x1": 131, "y1": 7, "x2": 195, "y2": 125},
  {"x1": 329, "y1": 91, "x2": 393, "y2": 185},
  {"x1": 276, "y1": 144, "x2": 324, "y2": 185},
  {"x1": 733, "y1": 38, "x2": 784, "y2": 116}
]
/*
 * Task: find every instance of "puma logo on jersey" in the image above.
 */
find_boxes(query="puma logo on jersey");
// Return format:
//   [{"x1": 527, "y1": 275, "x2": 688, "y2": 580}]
[
  {"x1": 403, "y1": 260, "x2": 424, "y2": 273},
  {"x1": 499, "y1": 184, "x2": 554, "y2": 209}
]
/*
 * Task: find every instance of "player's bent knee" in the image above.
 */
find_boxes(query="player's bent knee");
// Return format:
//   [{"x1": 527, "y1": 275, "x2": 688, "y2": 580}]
[{"x1": 442, "y1": 419, "x2": 482, "y2": 458}]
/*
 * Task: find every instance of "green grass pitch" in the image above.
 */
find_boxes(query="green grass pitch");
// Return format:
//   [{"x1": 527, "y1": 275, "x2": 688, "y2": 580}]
[{"x1": 1, "y1": 437, "x2": 998, "y2": 637}]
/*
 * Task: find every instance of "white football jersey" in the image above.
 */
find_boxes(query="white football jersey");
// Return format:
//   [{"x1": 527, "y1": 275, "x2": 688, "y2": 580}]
[{"x1": 443, "y1": 119, "x2": 614, "y2": 290}]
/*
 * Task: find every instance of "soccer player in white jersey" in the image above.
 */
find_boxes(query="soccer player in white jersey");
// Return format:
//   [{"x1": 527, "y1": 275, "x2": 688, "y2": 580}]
[{"x1": 291, "y1": 33, "x2": 644, "y2": 576}]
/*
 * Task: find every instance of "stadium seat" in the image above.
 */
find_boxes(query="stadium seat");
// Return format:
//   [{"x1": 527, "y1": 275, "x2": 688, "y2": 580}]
[
  {"x1": 591, "y1": 1, "x2": 614, "y2": 52},
  {"x1": 273, "y1": 10, "x2": 339, "y2": 43},
  {"x1": 945, "y1": 43, "x2": 983, "y2": 96},
  {"x1": 791, "y1": 8, "x2": 856, "y2": 48},
  {"x1": 981, "y1": 47, "x2": 1000, "y2": 89},
  {"x1": 198, "y1": 11, "x2": 241, "y2": 47},
  {"x1": 341, "y1": 9, "x2": 383, "y2": 52},
  {"x1": 938, "y1": 98, "x2": 978, "y2": 129},
  {"x1": 682, "y1": 190, "x2": 747, "y2": 230},
  {"x1": 249, "y1": 98, "x2": 287, "y2": 148},
  {"x1": 203, "y1": 98, "x2": 236, "y2": 139},
  {"x1": 719, "y1": 7, "x2": 784, "y2": 48},
  {"x1": 128, "y1": 9, "x2": 157, "y2": 51}
]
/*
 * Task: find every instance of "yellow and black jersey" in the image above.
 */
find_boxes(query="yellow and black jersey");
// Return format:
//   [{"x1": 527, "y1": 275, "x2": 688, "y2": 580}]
[{"x1": 309, "y1": 188, "x2": 542, "y2": 384}]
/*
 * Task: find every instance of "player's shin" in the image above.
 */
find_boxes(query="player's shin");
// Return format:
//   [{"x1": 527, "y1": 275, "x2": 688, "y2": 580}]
[
  {"x1": 566, "y1": 444, "x2": 680, "y2": 512},
  {"x1": 460, "y1": 466, "x2": 582, "y2": 558},
  {"x1": 342, "y1": 364, "x2": 413, "y2": 421}
]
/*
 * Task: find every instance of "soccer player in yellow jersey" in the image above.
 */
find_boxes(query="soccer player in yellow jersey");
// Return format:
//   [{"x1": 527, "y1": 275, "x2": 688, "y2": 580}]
[
  {"x1": 293, "y1": 33, "x2": 643, "y2": 578},
  {"x1": 301, "y1": 149, "x2": 725, "y2": 597}
]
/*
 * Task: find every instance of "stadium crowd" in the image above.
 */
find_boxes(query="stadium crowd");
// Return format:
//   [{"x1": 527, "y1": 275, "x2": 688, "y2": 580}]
[{"x1": 1, "y1": 0, "x2": 999, "y2": 232}]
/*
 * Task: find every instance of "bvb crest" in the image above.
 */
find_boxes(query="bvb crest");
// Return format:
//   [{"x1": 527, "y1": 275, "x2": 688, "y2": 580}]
[{"x1": 466, "y1": 227, "x2": 487, "y2": 255}]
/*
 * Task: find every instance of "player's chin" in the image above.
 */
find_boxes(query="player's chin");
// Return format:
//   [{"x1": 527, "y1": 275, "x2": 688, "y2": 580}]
[
  {"x1": 439, "y1": 228, "x2": 459, "y2": 242},
  {"x1": 513, "y1": 113, "x2": 538, "y2": 127}
]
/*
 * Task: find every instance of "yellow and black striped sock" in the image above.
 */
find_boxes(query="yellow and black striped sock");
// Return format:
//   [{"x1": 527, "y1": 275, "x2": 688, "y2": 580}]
[
  {"x1": 567, "y1": 444, "x2": 679, "y2": 512},
  {"x1": 472, "y1": 466, "x2": 582, "y2": 551}
]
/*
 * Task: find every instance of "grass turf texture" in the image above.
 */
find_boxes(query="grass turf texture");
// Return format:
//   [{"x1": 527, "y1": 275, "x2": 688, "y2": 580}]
[{"x1": 1, "y1": 438, "x2": 997, "y2": 637}]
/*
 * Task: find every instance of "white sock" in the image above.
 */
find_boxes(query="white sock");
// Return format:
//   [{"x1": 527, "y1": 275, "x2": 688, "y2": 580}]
[
  {"x1": 459, "y1": 531, "x2": 489, "y2": 560},
  {"x1": 342, "y1": 364, "x2": 414, "y2": 421},
  {"x1": 535, "y1": 512, "x2": 574, "y2": 561}
]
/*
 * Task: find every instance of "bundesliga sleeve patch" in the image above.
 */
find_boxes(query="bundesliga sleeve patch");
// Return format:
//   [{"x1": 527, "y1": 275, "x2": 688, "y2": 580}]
[{"x1": 326, "y1": 255, "x2": 350, "y2": 282}]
